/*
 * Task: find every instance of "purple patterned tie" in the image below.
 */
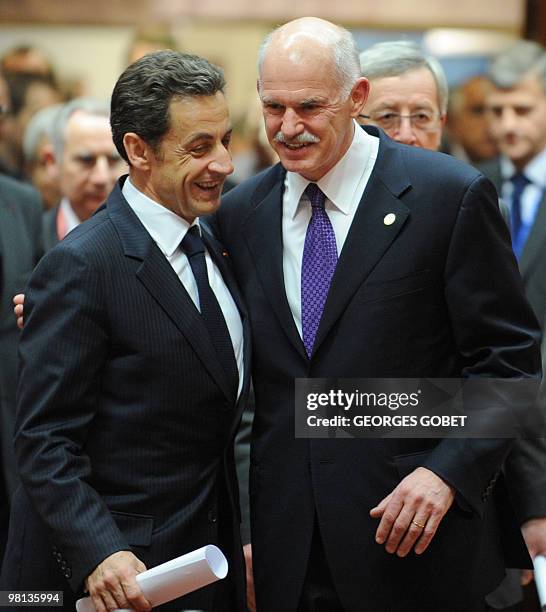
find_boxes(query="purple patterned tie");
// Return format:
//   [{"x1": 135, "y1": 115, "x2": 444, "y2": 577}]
[{"x1": 301, "y1": 183, "x2": 338, "y2": 357}]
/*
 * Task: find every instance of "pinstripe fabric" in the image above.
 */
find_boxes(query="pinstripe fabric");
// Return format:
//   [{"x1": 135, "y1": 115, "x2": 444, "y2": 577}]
[{"x1": 1, "y1": 177, "x2": 250, "y2": 611}]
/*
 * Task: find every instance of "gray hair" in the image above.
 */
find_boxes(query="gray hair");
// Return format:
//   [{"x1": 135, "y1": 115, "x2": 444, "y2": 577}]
[
  {"x1": 257, "y1": 25, "x2": 361, "y2": 99},
  {"x1": 52, "y1": 97, "x2": 110, "y2": 162},
  {"x1": 22, "y1": 103, "x2": 62, "y2": 162},
  {"x1": 359, "y1": 41, "x2": 448, "y2": 114},
  {"x1": 489, "y1": 40, "x2": 546, "y2": 92}
]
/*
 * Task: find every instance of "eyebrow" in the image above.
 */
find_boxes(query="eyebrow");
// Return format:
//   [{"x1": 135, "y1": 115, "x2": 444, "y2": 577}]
[
  {"x1": 185, "y1": 128, "x2": 233, "y2": 147},
  {"x1": 372, "y1": 102, "x2": 436, "y2": 112}
]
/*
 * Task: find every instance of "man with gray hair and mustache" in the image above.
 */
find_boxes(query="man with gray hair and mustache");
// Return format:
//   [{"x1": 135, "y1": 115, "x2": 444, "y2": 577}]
[{"x1": 212, "y1": 18, "x2": 541, "y2": 612}]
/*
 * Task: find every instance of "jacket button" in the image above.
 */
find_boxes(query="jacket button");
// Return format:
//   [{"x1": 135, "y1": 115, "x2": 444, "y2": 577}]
[
  {"x1": 208, "y1": 510, "x2": 218, "y2": 524},
  {"x1": 64, "y1": 568, "x2": 72, "y2": 579}
]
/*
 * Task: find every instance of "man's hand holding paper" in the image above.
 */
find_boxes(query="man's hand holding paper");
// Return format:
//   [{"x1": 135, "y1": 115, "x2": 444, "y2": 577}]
[{"x1": 85, "y1": 551, "x2": 151, "y2": 612}]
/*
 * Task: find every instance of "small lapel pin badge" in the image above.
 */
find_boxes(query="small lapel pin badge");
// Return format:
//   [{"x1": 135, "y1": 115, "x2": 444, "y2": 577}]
[
  {"x1": 222, "y1": 250, "x2": 229, "y2": 258},
  {"x1": 383, "y1": 213, "x2": 396, "y2": 226}
]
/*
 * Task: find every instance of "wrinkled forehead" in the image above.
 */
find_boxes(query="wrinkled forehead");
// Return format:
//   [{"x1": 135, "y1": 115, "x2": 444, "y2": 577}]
[
  {"x1": 64, "y1": 111, "x2": 113, "y2": 151},
  {"x1": 487, "y1": 75, "x2": 546, "y2": 105},
  {"x1": 367, "y1": 68, "x2": 440, "y2": 111}
]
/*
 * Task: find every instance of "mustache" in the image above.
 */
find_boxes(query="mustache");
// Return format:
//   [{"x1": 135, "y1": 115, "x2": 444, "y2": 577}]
[{"x1": 274, "y1": 131, "x2": 320, "y2": 144}]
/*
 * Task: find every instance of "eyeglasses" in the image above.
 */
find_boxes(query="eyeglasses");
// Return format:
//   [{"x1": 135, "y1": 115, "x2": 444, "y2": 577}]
[{"x1": 359, "y1": 110, "x2": 441, "y2": 132}]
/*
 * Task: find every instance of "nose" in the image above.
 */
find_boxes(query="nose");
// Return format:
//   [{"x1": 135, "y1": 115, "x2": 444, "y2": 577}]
[
  {"x1": 89, "y1": 155, "x2": 110, "y2": 186},
  {"x1": 209, "y1": 144, "x2": 234, "y2": 176},
  {"x1": 392, "y1": 116, "x2": 417, "y2": 146},
  {"x1": 498, "y1": 108, "x2": 518, "y2": 132},
  {"x1": 280, "y1": 108, "x2": 304, "y2": 139}
]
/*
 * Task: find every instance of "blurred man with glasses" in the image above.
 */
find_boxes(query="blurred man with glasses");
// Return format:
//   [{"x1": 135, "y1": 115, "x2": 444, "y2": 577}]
[
  {"x1": 358, "y1": 41, "x2": 446, "y2": 151},
  {"x1": 359, "y1": 40, "x2": 546, "y2": 612}
]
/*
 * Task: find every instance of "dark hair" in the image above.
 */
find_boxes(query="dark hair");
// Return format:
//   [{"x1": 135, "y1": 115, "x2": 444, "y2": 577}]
[{"x1": 110, "y1": 50, "x2": 226, "y2": 164}]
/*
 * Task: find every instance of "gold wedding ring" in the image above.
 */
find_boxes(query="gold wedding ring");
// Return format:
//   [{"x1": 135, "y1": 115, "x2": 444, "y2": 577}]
[{"x1": 411, "y1": 519, "x2": 426, "y2": 529}]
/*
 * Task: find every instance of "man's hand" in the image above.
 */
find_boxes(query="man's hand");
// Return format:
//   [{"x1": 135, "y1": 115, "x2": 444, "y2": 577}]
[
  {"x1": 13, "y1": 293, "x2": 24, "y2": 329},
  {"x1": 520, "y1": 517, "x2": 546, "y2": 585},
  {"x1": 370, "y1": 466, "x2": 455, "y2": 557},
  {"x1": 85, "y1": 550, "x2": 151, "y2": 612},
  {"x1": 243, "y1": 543, "x2": 256, "y2": 612}
]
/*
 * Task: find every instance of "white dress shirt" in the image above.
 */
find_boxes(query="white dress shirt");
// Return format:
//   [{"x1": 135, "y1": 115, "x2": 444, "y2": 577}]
[
  {"x1": 282, "y1": 121, "x2": 379, "y2": 336},
  {"x1": 59, "y1": 197, "x2": 82, "y2": 239},
  {"x1": 122, "y1": 177, "x2": 244, "y2": 397},
  {"x1": 500, "y1": 148, "x2": 546, "y2": 230}
]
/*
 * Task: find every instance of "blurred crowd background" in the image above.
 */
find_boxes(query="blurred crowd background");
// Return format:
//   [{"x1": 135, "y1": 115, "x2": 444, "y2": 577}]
[{"x1": 0, "y1": 0, "x2": 544, "y2": 193}]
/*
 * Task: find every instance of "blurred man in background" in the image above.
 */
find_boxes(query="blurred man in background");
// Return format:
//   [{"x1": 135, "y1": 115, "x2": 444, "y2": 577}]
[
  {"x1": 481, "y1": 41, "x2": 546, "y2": 367},
  {"x1": 22, "y1": 103, "x2": 63, "y2": 210},
  {"x1": 445, "y1": 75, "x2": 498, "y2": 164},
  {"x1": 42, "y1": 97, "x2": 126, "y2": 250}
]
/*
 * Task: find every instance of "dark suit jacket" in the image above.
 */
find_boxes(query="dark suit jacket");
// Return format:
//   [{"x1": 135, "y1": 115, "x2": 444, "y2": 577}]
[
  {"x1": 477, "y1": 155, "x2": 546, "y2": 541},
  {"x1": 212, "y1": 127, "x2": 542, "y2": 612},
  {"x1": 41, "y1": 204, "x2": 59, "y2": 253},
  {"x1": 1, "y1": 177, "x2": 251, "y2": 611},
  {"x1": 478, "y1": 157, "x2": 546, "y2": 362},
  {"x1": 0, "y1": 174, "x2": 43, "y2": 498}
]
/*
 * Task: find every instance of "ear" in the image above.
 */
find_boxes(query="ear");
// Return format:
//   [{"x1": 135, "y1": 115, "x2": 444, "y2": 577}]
[
  {"x1": 42, "y1": 143, "x2": 56, "y2": 167},
  {"x1": 349, "y1": 77, "x2": 370, "y2": 118},
  {"x1": 123, "y1": 132, "x2": 152, "y2": 170}
]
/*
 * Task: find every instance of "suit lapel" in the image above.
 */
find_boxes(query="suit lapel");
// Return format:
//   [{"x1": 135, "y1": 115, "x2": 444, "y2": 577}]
[
  {"x1": 107, "y1": 179, "x2": 234, "y2": 403},
  {"x1": 313, "y1": 129, "x2": 411, "y2": 355},
  {"x1": 519, "y1": 191, "x2": 546, "y2": 277},
  {"x1": 242, "y1": 165, "x2": 308, "y2": 361}
]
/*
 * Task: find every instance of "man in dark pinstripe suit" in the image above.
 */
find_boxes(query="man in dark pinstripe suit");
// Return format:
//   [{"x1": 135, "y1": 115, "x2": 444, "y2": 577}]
[{"x1": 1, "y1": 52, "x2": 250, "y2": 612}]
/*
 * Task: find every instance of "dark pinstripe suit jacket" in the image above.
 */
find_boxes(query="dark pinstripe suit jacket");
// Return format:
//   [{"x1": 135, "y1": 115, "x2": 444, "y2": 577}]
[{"x1": 1, "y1": 177, "x2": 251, "y2": 611}]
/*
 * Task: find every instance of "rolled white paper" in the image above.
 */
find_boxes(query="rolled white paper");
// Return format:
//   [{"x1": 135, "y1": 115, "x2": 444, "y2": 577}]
[
  {"x1": 534, "y1": 555, "x2": 546, "y2": 611},
  {"x1": 76, "y1": 544, "x2": 228, "y2": 611}
]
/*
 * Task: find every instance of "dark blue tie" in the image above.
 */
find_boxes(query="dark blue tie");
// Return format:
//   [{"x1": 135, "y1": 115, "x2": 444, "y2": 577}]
[
  {"x1": 509, "y1": 173, "x2": 530, "y2": 259},
  {"x1": 181, "y1": 226, "x2": 238, "y2": 400}
]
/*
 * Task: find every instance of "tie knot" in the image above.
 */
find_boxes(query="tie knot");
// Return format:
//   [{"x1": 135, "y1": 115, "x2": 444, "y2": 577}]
[
  {"x1": 305, "y1": 183, "x2": 326, "y2": 209},
  {"x1": 181, "y1": 225, "x2": 205, "y2": 257},
  {"x1": 511, "y1": 173, "x2": 530, "y2": 189}
]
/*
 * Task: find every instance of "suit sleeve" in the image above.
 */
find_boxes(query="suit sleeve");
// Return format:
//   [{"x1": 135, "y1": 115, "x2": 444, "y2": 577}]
[
  {"x1": 423, "y1": 175, "x2": 542, "y2": 516},
  {"x1": 503, "y1": 436, "x2": 546, "y2": 524},
  {"x1": 235, "y1": 385, "x2": 255, "y2": 545},
  {"x1": 15, "y1": 243, "x2": 130, "y2": 592}
]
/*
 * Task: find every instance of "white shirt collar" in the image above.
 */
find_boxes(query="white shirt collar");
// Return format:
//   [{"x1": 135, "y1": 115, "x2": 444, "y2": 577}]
[
  {"x1": 60, "y1": 197, "x2": 82, "y2": 234},
  {"x1": 500, "y1": 146, "x2": 546, "y2": 189},
  {"x1": 122, "y1": 176, "x2": 199, "y2": 257},
  {"x1": 285, "y1": 120, "x2": 376, "y2": 219}
]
